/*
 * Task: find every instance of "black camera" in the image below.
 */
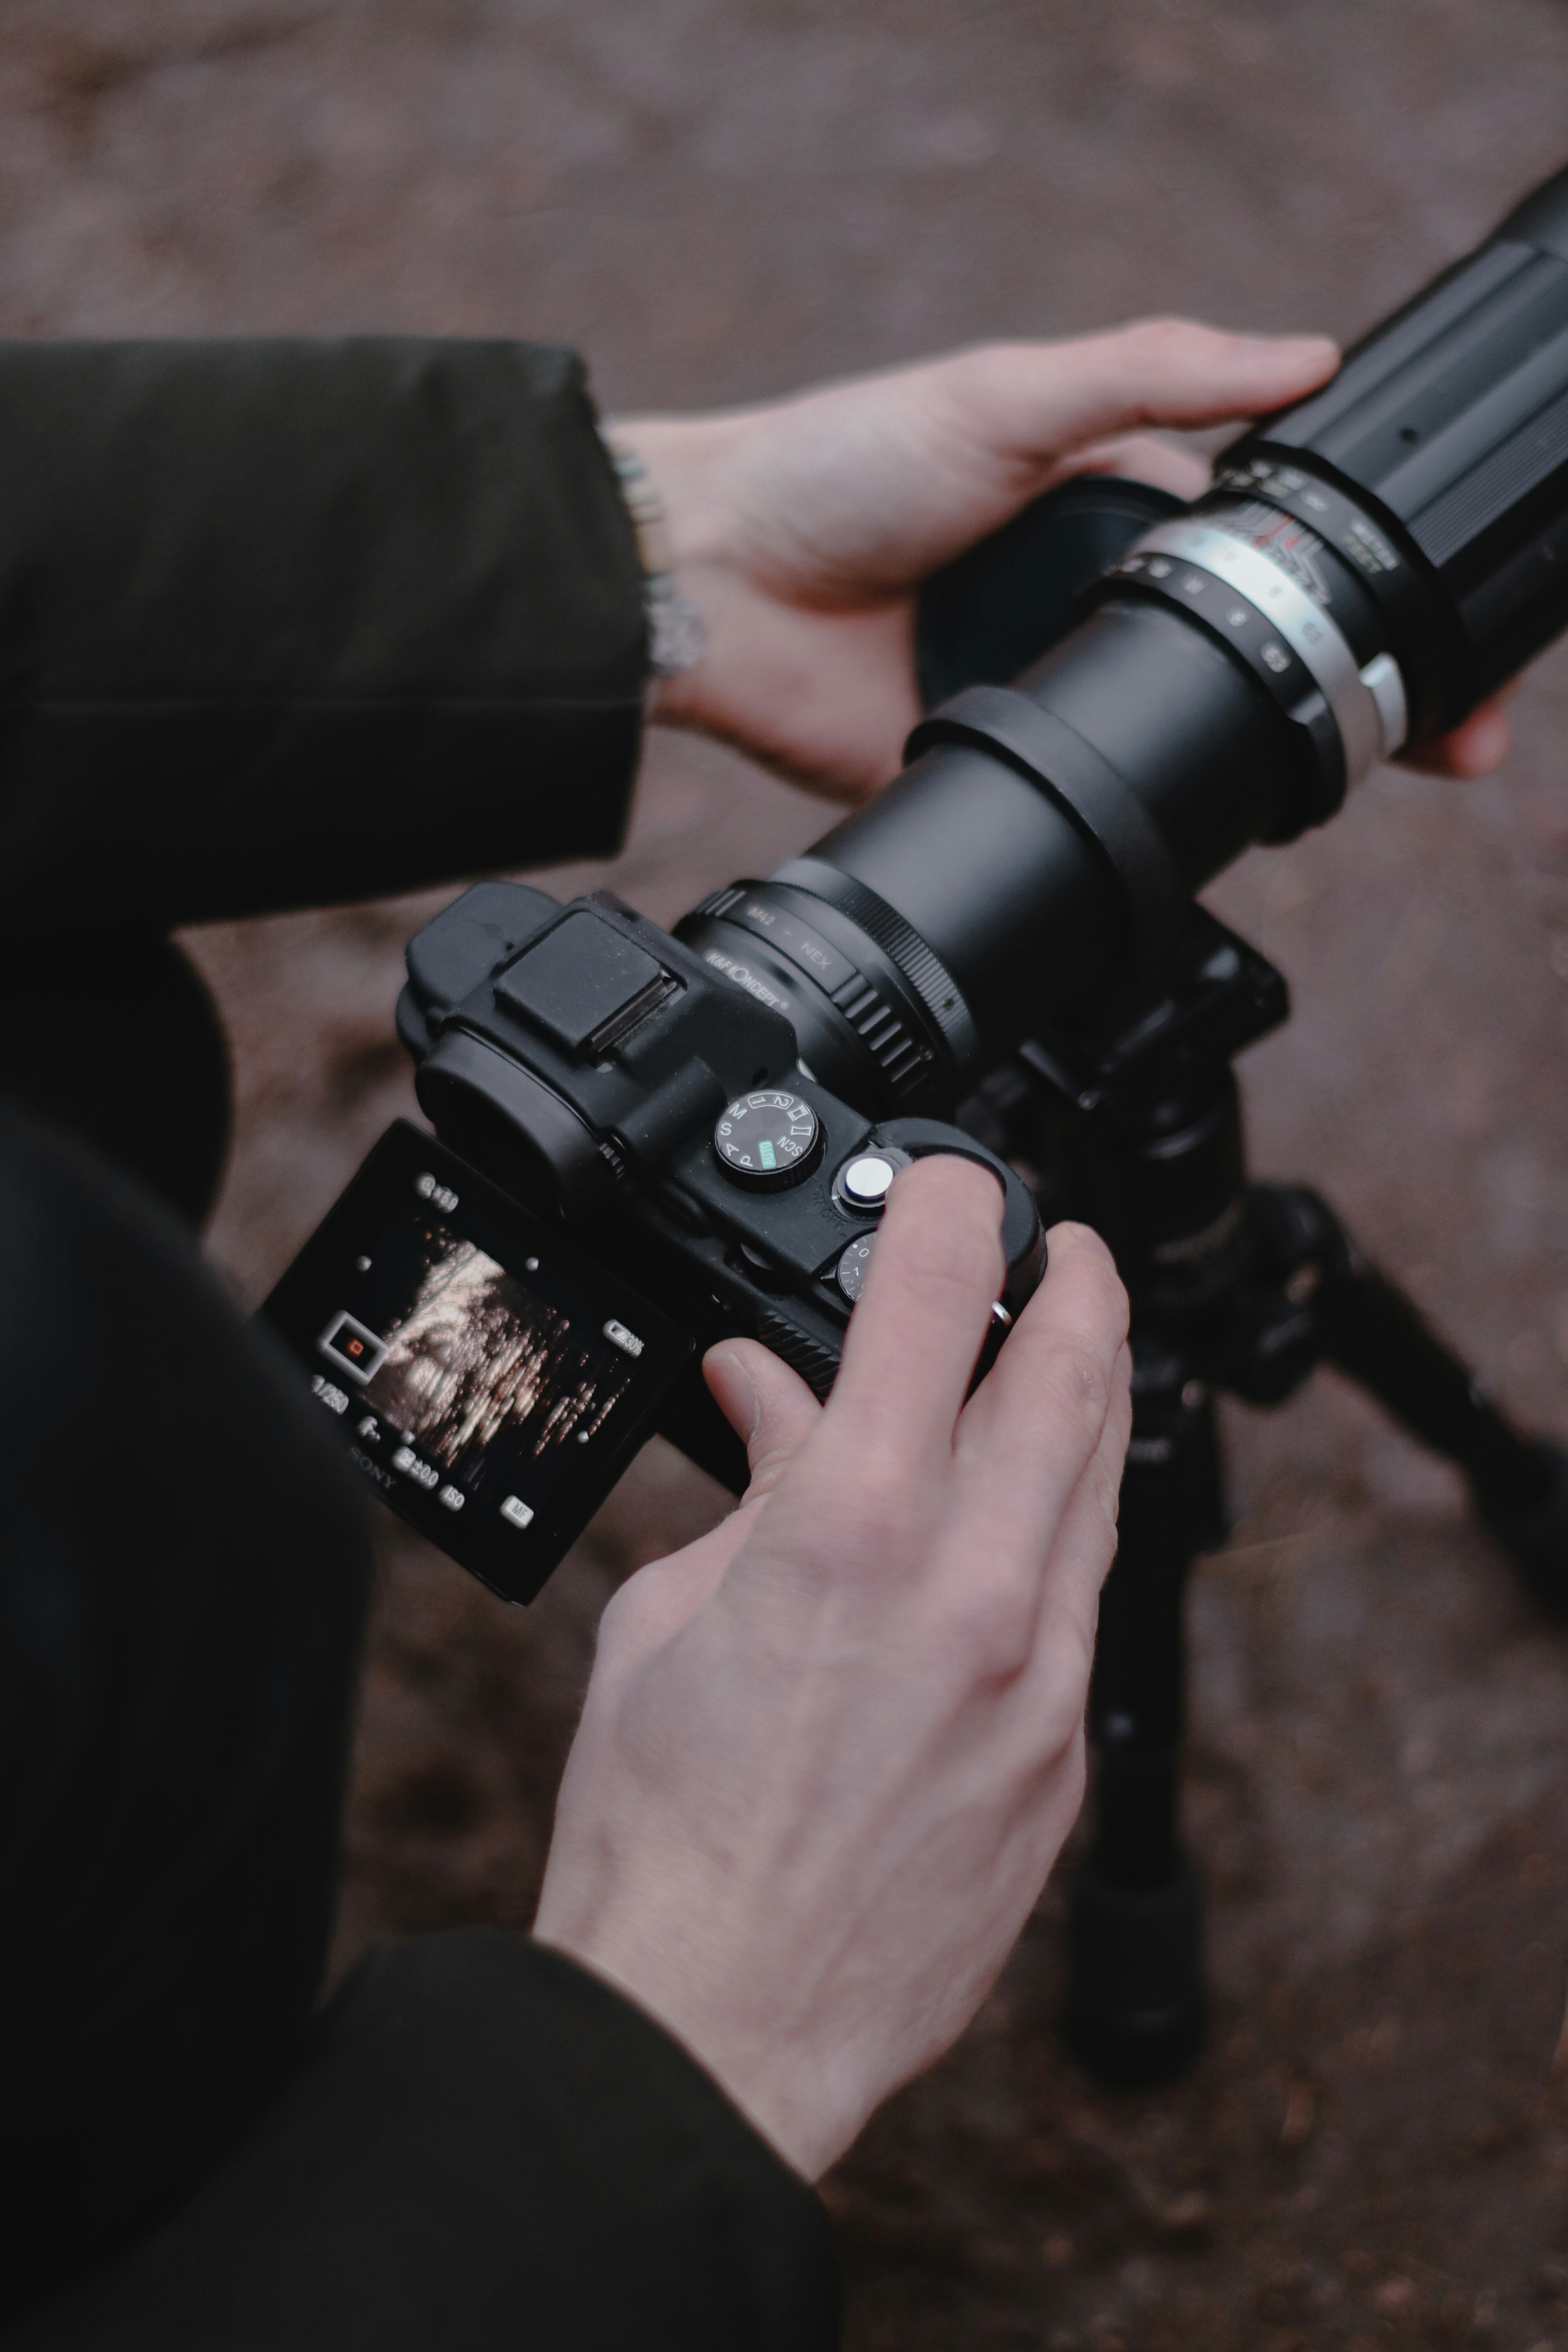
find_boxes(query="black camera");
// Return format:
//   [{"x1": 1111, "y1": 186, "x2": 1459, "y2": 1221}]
[
  {"x1": 266, "y1": 162, "x2": 1568, "y2": 1605},
  {"x1": 264, "y1": 889, "x2": 1044, "y2": 1601}
]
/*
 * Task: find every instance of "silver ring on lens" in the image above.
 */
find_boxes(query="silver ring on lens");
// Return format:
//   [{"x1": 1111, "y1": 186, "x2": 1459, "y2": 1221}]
[{"x1": 1131, "y1": 518, "x2": 1408, "y2": 784}]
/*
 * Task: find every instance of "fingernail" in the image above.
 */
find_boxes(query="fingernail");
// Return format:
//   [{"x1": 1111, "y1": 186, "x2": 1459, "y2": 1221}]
[
  {"x1": 1457, "y1": 707, "x2": 1512, "y2": 776},
  {"x1": 712, "y1": 1348, "x2": 761, "y2": 1441}
]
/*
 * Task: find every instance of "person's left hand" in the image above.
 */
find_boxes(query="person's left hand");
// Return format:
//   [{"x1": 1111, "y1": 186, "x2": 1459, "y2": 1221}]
[{"x1": 613, "y1": 323, "x2": 1510, "y2": 799}]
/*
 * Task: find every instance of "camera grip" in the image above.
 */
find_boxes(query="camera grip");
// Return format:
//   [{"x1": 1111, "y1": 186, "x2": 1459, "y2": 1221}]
[
  {"x1": 873, "y1": 1118, "x2": 1045, "y2": 1307},
  {"x1": 650, "y1": 1122, "x2": 1044, "y2": 1498}
]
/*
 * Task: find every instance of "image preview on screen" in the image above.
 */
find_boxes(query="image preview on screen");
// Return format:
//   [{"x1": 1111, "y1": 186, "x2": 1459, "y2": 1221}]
[
  {"x1": 327, "y1": 1222, "x2": 637, "y2": 1465},
  {"x1": 316, "y1": 1210, "x2": 642, "y2": 1529},
  {"x1": 265, "y1": 1122, "x2": 693, "y2": 1601}
]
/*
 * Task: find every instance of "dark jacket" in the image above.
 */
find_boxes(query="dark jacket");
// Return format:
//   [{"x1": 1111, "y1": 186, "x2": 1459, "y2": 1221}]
[{"x1": 0, "y1": 338, "x2": 838, "y2": 2351}]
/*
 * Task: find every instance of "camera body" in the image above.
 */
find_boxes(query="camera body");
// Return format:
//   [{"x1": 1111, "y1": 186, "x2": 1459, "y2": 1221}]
[
  {"x1": 399, "y1": 878, "x2": 1043, "y2": 1477},
  {"x1": 264, "y1": 876, "x2": 1043, "y2": 1603}
]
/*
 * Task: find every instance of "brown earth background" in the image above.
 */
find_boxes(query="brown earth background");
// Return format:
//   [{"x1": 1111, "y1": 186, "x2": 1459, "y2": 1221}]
[{"x1": 10, "y1": 4, "x2": 1568, "y2": 2346}]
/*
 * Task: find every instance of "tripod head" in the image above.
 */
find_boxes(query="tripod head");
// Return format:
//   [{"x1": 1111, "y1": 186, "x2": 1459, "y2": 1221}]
[{"x1": 957, "y1": 909, "x2": 1287, "y2": 1324}]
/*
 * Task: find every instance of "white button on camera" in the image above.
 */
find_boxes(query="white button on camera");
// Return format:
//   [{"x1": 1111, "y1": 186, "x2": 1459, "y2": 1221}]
[
  {"x1": 499, "y1": 1495, "x2": 534, "y2": 1531},
  {"x1": 841, "y1": 1154, "x2": 896, "y2": 1205},
  {"x1": 833, "y1": 1146, "x2": 911, "y2": 1213}
]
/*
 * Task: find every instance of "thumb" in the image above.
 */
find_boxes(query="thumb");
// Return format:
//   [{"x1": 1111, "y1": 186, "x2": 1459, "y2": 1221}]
[{"x1": 704, "y1": 1339, "x2": 822, "y2": 1501}]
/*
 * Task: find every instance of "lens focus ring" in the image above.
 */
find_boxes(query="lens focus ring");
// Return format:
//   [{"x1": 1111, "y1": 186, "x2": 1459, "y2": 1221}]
[{"x1": 1130, "y1": 517, "x2": 1408, "y2": 784}]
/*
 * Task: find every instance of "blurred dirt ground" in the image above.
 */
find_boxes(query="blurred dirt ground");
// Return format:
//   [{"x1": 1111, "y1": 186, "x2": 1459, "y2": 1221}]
[{"x1": 11, "y1": 2, "x2": 1568, "y2": 2344}]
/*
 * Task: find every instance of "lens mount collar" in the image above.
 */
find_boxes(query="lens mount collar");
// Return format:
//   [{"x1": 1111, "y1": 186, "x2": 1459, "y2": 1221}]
[
  {"x1": 1131, "y1": 518, "x2": 1408, "y2": 785},
  {"x1": 767, "y1": 858, "x2": 982, "y2": 1082}
]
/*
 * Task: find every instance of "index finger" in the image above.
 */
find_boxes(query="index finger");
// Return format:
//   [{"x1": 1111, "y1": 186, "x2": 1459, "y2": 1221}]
[
  {"x1": 821, "y1": 1154, "x2": 1005, "y2": 1481},
  {"x1": 954, "y1": 1220, "x2": 1130, "y2": 1543},
  {"x1": 944, "y1": 321, "x2": 1340, "y2": 478}
]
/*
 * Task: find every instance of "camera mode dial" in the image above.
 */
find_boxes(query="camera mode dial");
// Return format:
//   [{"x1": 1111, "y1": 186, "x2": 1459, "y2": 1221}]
[{"x1": 712, "y1": 1089, "x2": 822, "y2": 1190}]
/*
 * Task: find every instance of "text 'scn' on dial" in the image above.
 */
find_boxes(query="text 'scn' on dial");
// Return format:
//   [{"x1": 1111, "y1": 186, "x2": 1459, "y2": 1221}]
[{"x1": 712, "y1": 1090, "x2": 823, "y2": 1190}]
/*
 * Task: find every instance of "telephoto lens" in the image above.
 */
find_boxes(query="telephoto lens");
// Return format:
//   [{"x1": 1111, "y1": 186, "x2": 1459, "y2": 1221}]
[{"x1": 681, "y1": 164, "x2": 1568, "y2": 1117}]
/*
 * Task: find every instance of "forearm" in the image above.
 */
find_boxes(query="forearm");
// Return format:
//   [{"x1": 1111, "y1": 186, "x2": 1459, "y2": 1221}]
[
  {"x1": 0, "y1": 338, "x2": 648, "y2": 935},
  {"x1": 7, "y1": 1935, "x2": 840, "y2": 2352}
]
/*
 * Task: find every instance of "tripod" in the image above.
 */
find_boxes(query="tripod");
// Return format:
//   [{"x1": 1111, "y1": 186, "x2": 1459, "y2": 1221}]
[{"x1": 964, "y1": 911, "x2": 1568, "y2": 2087}]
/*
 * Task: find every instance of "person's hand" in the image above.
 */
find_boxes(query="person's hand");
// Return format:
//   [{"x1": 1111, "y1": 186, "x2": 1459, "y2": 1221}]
[
  {"x1": 611, "y1": 323, "x2": 1511, "y2": 797},
  {"x1": 533, "y1": 1158, "x2": 1131, "y2": 2180}
]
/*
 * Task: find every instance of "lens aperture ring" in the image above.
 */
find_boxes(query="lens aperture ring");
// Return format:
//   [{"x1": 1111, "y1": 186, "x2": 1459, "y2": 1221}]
[{"x1": 1127, "y1": 517, "x2": 1407, "y2": 790}]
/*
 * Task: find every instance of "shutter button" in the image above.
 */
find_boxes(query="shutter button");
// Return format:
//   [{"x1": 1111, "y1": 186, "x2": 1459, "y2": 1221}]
[{"x1": 833, "y1": 1147, "x2": 910, "y2": 1213}]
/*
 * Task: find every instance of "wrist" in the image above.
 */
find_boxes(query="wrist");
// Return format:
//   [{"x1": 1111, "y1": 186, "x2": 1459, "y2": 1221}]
[
  {"x1": 533, "y1": 1919, "x2": 846, "y2": 2181},
  {"x1": 602, "y1": 418, "x2": 722, "y2": 721},
  {"x1": 533, "y1": 1847, "x2": 860, "y2": 2181}
]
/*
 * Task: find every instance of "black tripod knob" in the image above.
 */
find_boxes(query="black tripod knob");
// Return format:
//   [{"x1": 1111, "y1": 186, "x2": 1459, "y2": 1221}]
[{"x1": 1065, "y1": 1857, "x2": 1205, "y2": 2087}]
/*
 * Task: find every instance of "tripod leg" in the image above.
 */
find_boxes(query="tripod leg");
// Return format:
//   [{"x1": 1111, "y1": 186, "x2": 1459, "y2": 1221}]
[
  {"x1": 1261, "y1": 1186, "x2": 1568, "y2": 1617},
  {"x1": 1064, "y1": 1338, "x2": 1221, "y2": 2085}
]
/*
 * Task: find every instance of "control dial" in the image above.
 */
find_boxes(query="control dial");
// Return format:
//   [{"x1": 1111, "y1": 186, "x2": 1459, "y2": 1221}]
[
  {"x1": 836, "y1": 1236, "x2": 875, "y2": 1303},
  {"x1": 712, "y1": 1089, "x2": 822, "y2": 1190}
]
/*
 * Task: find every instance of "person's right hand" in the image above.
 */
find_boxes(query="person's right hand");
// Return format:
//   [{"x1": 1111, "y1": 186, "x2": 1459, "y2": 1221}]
[{"x1": 534, "y1": 1158, "x2": 1131, "y2": 2180}]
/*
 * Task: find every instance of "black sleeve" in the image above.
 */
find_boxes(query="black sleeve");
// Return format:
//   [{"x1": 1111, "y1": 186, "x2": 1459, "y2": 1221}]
[
  {"x1": 8, "y1": 1932, "x2": 840, "y2": 2352},
  {"x1": 0, "y1": 338, "x2": 648, "y2": 935}
]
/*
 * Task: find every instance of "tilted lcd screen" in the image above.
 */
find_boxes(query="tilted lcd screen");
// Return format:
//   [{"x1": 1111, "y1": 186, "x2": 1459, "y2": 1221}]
[{"x1": 262, "y1": 1123, "x2": 692, "y2": 1602}]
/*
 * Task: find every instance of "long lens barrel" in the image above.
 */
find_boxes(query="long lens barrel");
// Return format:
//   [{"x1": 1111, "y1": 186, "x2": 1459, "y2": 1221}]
[{"x1": 681, "y1": 165, "x2": 1568, "y2": 1116}]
